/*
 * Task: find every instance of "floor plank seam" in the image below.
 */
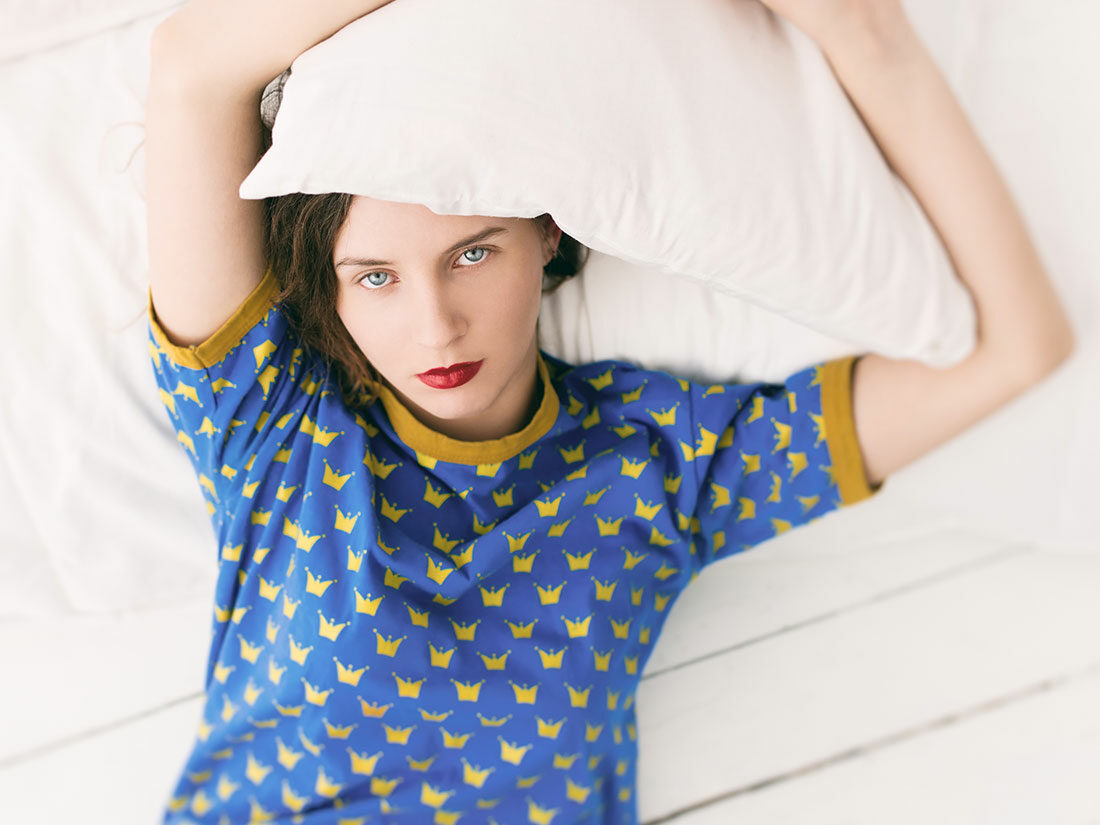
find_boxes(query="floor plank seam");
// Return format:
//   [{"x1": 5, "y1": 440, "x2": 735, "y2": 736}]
[
  {"x1": 641, "y1": 657, "x2": 1100, "y2": 824},
  {"x1": 641, "y1": 543, "x2": 1032, "y2": 682}
]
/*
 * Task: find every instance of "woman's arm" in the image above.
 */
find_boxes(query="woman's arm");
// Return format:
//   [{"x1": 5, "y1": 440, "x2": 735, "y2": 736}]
[
  {"x1": 763, "y1": 1, "x2": 1075, "y2": 488},
  {"x1": 146, "y1": 0, "x2": 396, "y2": 347}
]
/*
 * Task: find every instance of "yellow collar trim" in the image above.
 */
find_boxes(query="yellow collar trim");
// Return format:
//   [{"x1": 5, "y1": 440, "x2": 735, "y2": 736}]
[{"x1": 375, "y1": 352, "x2": 559, "y2": 465}]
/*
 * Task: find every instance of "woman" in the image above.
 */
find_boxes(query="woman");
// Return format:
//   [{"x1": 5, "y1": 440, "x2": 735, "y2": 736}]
[{"x1": 143, "y1": 0, "x2": 1074, "y2": 822}]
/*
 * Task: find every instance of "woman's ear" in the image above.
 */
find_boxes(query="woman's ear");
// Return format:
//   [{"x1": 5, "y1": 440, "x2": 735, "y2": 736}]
[{"x1": 540, "y1": 215, "x2": 563, "y2": 264}]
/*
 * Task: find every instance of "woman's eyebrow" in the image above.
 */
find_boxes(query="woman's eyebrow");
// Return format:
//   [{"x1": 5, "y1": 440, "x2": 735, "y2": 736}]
[{"x1": 335, "y1": 226, "x2": 510, "y2": 269}]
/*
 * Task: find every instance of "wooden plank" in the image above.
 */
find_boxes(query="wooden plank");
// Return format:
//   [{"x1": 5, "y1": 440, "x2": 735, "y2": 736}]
[
  {"x1": 664, "y1": 665, "x2": 1100, "y2": 825},
  {"x1": 635, "y1": 552, "x2": 1100, "y2": 821},
  {"x1": 0, "y1": 604, "x2": 208, "y2": 760},
  {"x1": 0, "y1": 697, "x2": 201, "y2": 825}
]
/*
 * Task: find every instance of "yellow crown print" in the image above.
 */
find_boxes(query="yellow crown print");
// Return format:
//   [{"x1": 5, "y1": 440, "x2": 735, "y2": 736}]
[
  {"x1": 654, "y1": 592, "x2": 673, "y2": 611},
  {"x1": 374, "y1": 629, "x2": 406, "y2": 657},
  {"x1": 348, "y1": 747, "x2": 382, "y2": 776},
  {"x1": 564, "y1": 549, "x2": 594, "y2": 570},
  {"x1": 624, "y1": 655, "x2": 639, "y2": 675},
  {"x1": 323, "y1": 718, "x2": 356, "y2": 739},
  {"x1": 379, "y1": 494, "x2": 410, "y2": 523},
  {"x1": 441, "y1": 727, "x2": 471, "y2": 748},
  {"x1": 238, "y1": 635, "x2": 263, "y2": 664},
  {"x1": 433, "y1": 593, "x2": 458, "y2": 606},
  {"x1": 767, "y1": 470, "x2": 783, "y2": 503},
  {"x1": 449, "y1": 543, "x2": 475, "y2": 568},
  {"x1": 586, "y1": 366, "x2": 614, "y2": 390},
  {"x1": 505, "y1": 618, "x2": 536, "y2": 638},
  {"x1": 299, "y1": 727, "x2": 323, "y2": 756},
  {"x1": 583, "y1": 486, "x2": 609, "y2": 506},
  {"x1": 491, "y1": 485, "x2": 515, "y2": 508},
  {"x1": 426, "y1": 555, "x2": 455, "y2": 585},
  {"x1": 384, "y1": 567, "x2": 409, "y2": 590},
  {"x1": 534, "y1": 646, "x2": 565, "y2": 669},
  {"x1": 420, "y1": 782, "x2": 455, "y2": 808},
  {"x1": 334, "y1": 657, "x2": 368, "y2": 686},
  {"x1": 479, "y1": 584, "x2": 508, "y2": 606},
  {"x1": 693, "y1": 424, "x2": 718, "y2": 458},
  {"x1": 639, "y1": 626, "x2": 652, "y2": 644},
  {"x1": 405, "y1": 603, "x2": 430, "y2": 628},
  {"x1": 217, "y1": 774, "x2": 241, "y2": 801},
  {"x1": 610, "y1": 617, "x2": 631, "y2": 639},
  {"x1": 305, "y1": 568, "x2": 334, "y2": 597},
  {"x1": 220, "y1": 694, "x2": 238, "y2": 723},
  {"x1": 606, "y1": 688, "x2": 621, "y2": 710},
  {"x1": 518, "y1": 446, "x2": 539, "y2": 469},
  {"x1": 172, "y1": 379, "x2": 200, "y2": 405},
  {"x1": 362, "y1": 446, "x2": 398, "y2": 479},
  {"x1": 647, "y1": 525, "x2": 675, "y2": 547},
  {"x1": 582, "y1": 406, "x2": 601, "y2": 430},
  {"x1": 429, "y1": 642, "x2": 456, "y2": 668},
  {"x1": 221, "y1": 542, "x2": 243, "y2": 561},
  {"x1": 198, "y1": 473, "x2": 218, "y2": 501},
  {"x1": 546, "y1": 517, "x2": 573, "y2": 537},
  {"x1": 562, "y1": 614, "x2": 592, "y2": 638},
  {"x1": 334, "y1": 506, "x2": 359, "y2": 533},
  {"x1": 535, "y1": 581, "x2": 565, "y2": 605},
  {"x1": 797, "y1": 493, "x2": 820, "y2": 513},
  {"x1": 213, "y1": 662, "x2": 234, "y2": 684},
  {"x1": 288, "y1": 635, "x2": 313, "y2": 665},
  {"x1": 553, "y1": 752, "x2": 580, "y2": 769},
  {"x1": 419, "y1": 708, "x2": 452, "y2": 722},
  {"x1": 620, "y1": 455, "x2": 651, "y2": 481},
  {"x1": 565, "y1": 683, "x2": 591, "y2": 708},
  {"x1": 242, "y1": 479, "x2": 260, "y2": 498},
  {"x1": 450, "y1": 618, "x2": 480, "y2": 641},
  {"x1": 264, "y1": 617, "x2": 278, "y2": 645},
  {"x1": 565, "y1": 777, "x2": 592, "y2": 803},
  {"x1": 504, "y1": 530, "x2": 534, "y2": 553},
  {"x1": 558, "y1": 442, "x2": 585, "y2": 464},
  {"x1": 188, "y1": 790, "x2": 214, "y2": 816},
  {"x1": 787, "y1": 451, "x2": 808, "y2": 480},
  {"x1": 318, "y1": 609, "x2": 348, "y2": 641},
  {"x1": 499, "y1": 737, "x2": 532, "y2": 766},
  {"x1": 633, "y1": 494, "x2": 664, "y2": 521},
  {"x1": 592, "y1": 578, "x2": 617, "y2": 601},
  {"x1": 408, "y1": 754, "x2": 437, "y2": 771},
  {"x1": 393, "y1": 673, "x2": 426, "y2": 698},
  {"x1": 451, "y1": 678, "x2": 485, "y2": 702},
  {"x1": 355, "y1": 589, "x2": 383, "y2": 616},
  {"x1": 476, "y1": 461, "x2": 502, "y2": 477},
  {"x1": 595, "y1": 514, "x2": 623, "y2": 536},
  {"x1": 477, "y1": 712, "x2": 512, "y2": 727},
  {"x1": 619, "y1": 380, "x2": 645, "y2": 404},
  {"x1": 432, "y1": 525, "x2": 460, "y2": 554},
  {"x1": 273, "y1": 446, "x2": 292, "y2": 463},
  {"x1": 509, "y1": 681, "x2": 539, "y2": 704},
  {"x1": 382, "y1": 722, "x2": 416, "y2": 744},
  {"x1": 276, "y1": 738, "x2": 303, "y2": 771},
  {"x1": 462, "y1": 759, "x2": 494, "y2": 788},
  {"x1": 535, "y1": 716, "x2": 564, "y2": 739},
  {"x1": 478, "y1": 650, "x2": 509, "y2": 670},
  {"x1": 512, "y1": 552, "x2": 538, "y2": 574},
  {"x1": 358, "y1": 698, "x2": 391, "y2": 718},
  {"x1": 322, "y1": 460, "x2": 353, "y2": 491},
  {"x1": 623, "y1": 549, "x2": 648, "y2": 571},
  {"x1": 177, "y1": 430, "x2": 197, "y2": 458},
  {"x1": 654, "y1": 562, "x2": 680, "y2": 581},
  {"x1": 301, "y1": 677, "x2": 333, "y2": 707},
  {"x1": 346, "y1": 546, "x2": 364, "y2": 572},
  {"x1": 534, "y1": 493, "x2": 566, "y2": 517},
  {"x1": 259, "y1": 577, "x2": 282, "y2": 602},
  {"x1": 370, "y1": 775, "x2": 402, "y2": 796},
  {"x1": 424, "y1": 478, "x2": 452, "y2": 507},
  {"x1": 647, "y1": 403, "x2": 678, "y2": 427},
  {"x1": 268, "y1": 657, "x2": 287, "y2": 686},
  {"x1": 526, "y1": 798, "x2": 559, "y2": 825},
  {"x1": 592, "y1": 648, "x2": 612, "y2": 672},
  {"x1": 245, "y1": 752, "x2": 273, "y2": 785},
  {"x1": 472, "y1": 513, "x2": 497, "y2": 535},
  {"x1": 811, "y1": 410, "x2": 827, "y2": 445}
]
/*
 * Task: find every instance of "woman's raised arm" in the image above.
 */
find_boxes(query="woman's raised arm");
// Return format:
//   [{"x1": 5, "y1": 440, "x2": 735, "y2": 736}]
[
  {"x1": 145, "y1": 0, "x2": 396, "y2": 347},
  {"x1": 761, "y1": 0, "x2": 1075, "y2": 488}
]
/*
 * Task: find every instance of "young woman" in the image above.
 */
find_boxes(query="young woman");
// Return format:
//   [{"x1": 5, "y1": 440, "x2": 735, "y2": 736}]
[{"x1": 144, "y1": 1, "x2": 1074, "y2": 823}]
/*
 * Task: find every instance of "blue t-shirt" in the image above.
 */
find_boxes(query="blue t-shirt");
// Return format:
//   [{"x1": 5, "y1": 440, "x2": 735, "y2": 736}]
[{"x1": 147, "y1": 270, "x2": 880, "y2": 825}]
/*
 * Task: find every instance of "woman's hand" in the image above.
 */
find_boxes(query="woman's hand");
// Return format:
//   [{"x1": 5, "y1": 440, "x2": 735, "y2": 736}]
[{"x1": 755, "y1": 0, "x2": 905, "y2": 55}]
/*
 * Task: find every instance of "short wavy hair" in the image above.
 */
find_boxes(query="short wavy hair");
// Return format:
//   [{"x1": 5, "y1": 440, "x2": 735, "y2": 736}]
[{"x1": 258, "y1": 72, "x2": 589, "y2": 411}]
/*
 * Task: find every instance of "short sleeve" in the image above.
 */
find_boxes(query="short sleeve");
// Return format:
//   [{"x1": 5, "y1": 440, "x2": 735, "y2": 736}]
[
  {"x1": 146, "y1": 269, "x2": 311, "y2": 510},
  {"x1": 678, "y1": 356, "x2": 882, "y2": 569}
]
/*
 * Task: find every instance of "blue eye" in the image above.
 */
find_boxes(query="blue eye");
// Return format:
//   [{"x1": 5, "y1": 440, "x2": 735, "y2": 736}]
[{"x1": 355, "y1": 246, "x2": 493, "y2": 290}]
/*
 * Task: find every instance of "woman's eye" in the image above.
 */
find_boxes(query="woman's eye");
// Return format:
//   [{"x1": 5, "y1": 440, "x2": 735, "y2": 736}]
[
  {"x1": 458, "y1": 246, "x2": 491, "y2": 265},
  {"x1": 356, "y1": 247, "x2": 492, "y2": 290}
]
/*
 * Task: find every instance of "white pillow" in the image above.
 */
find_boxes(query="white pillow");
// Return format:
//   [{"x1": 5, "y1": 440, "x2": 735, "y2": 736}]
[
  {"x1": 0, "y1": 0, "x2": 183, "y2": 60},
  {"x1": 240, "y1": 0, "x2": 976, "y2": 366}
]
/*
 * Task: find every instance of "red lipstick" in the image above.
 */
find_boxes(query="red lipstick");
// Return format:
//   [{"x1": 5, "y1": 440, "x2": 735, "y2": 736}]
[{"x1": 417, "y1": 359, "x2": 483, "y2": 389}]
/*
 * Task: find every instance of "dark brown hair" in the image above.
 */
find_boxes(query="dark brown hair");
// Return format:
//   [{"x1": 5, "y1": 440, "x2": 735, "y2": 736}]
[{"x1": 259, "y1": 76, "x2": 588, "y2": 410}]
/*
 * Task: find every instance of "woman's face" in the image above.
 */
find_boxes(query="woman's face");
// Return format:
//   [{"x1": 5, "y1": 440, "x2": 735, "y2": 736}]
[{"x1": 333, "y1": 195, "x2": 561, "y2": 440}]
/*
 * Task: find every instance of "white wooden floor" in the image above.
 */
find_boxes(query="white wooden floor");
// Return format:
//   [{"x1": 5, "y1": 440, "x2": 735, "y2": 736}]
[{"x1": 3, "y1": 502, "x2": 1098, "y2": 824}]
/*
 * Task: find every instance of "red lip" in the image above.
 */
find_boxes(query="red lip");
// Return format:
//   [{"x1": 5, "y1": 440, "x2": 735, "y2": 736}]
[{"x1": 417, "y1": 359, "x2": 483, "y2": 389}]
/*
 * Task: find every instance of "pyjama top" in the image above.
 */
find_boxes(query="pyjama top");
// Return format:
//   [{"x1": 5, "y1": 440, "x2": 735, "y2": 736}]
[{"x1": 147, "y1": 270, "x2": 881, "y2": 825}]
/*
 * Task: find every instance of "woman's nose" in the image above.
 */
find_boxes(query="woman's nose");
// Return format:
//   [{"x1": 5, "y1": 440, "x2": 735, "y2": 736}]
[{"x1": 413, "y1": 277, "x2": 468, "y2": 350}]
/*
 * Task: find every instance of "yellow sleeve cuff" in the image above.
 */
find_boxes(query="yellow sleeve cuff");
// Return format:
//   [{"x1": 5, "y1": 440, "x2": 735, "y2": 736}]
[
  {"x1": 147, "y1": 269, "x2": 281, "y2": 370},
  {"x1": 819, "y1": 355, "x2": 882, "y2": 505}
]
